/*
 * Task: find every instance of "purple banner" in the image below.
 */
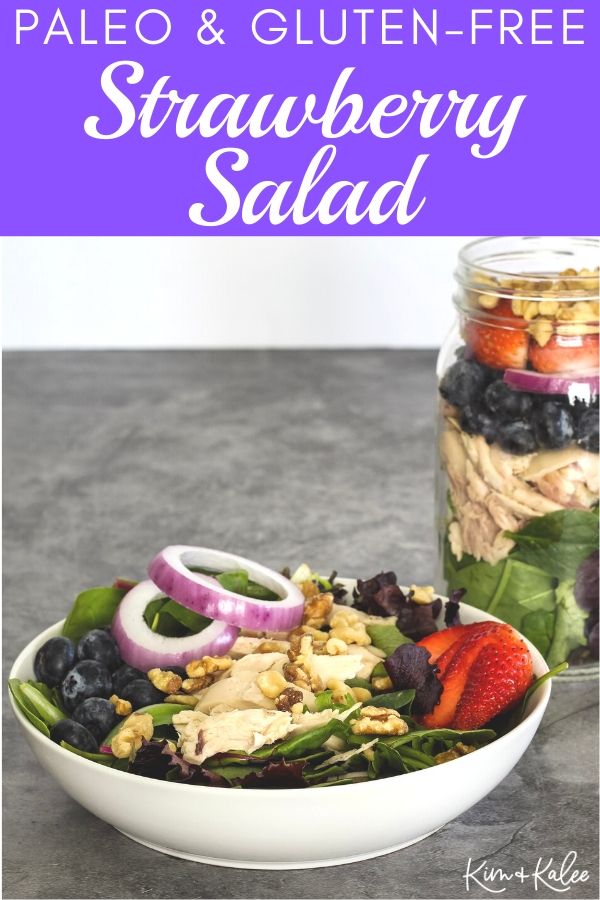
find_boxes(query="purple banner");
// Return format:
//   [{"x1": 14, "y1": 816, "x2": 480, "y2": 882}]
[{"x1": 1, "y1": 1, "x2": 598, "y2": 234}]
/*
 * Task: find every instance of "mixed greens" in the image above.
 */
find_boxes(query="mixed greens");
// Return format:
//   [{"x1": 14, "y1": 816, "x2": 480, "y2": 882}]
[
  {"x1": 444, "y1": 508, "x2": 599, "y2": 666},
  {"x1": 10, "y1": 562, "x2": 557, "y2": 789}
]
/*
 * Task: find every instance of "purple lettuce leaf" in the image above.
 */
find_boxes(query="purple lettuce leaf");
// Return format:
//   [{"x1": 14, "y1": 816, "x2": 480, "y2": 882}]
[
  {"x1": 129, "y1": 739, "x2": 197, "y2": 782},
  {"x1": 384, "y1": 644, "x2": 443, "y2": 716},
  {"x1": 444, "y1": 588, "x2": 466, "y2": 627},
  {"x1": 575, "y1": 551, "x2": 599, "y2": 614},
  {"x1": 241, "y1": 759, "x2": 307, "y2": 788},
  {"x1": 354, "y1": 572, "x2": 440, "y2": 640}
]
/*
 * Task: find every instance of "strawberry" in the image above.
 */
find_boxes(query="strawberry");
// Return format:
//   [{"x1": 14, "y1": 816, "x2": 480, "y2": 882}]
[
  {"x1": 529, "y1": 333, "x2": 599, "y2": 374},
  {"x1": 417, "y1": 623, "x2": 533, "y2": 730},
  {"x1": 417, "y1": 622, "x2": 495, "y2": 664},
  {"x1": 452, "y1": 627, "x2": 533, "y2": 729},
  {"x1": 464, "y1": 299, "x2": 529, "y2": 370}
]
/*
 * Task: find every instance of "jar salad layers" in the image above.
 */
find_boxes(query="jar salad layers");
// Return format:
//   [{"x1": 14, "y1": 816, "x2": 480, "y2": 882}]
[{"x1": 437, "y1": 237, "x2": 599, "y2": 670}]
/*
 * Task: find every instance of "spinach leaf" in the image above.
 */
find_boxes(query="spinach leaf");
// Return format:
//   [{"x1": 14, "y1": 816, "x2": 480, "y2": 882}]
[
  {"x1": 59, "y1": 741, "x2": 123, "y2": 766},
  {"x1": 373, "y1": 742, "x2": 406, "y2": 774},
  {"x1": 507, "y1": 509, "x2": 599, "y2": 581},
  {"x1": 345, "y1": 677, "x2": 373, "y2": 690},
  {"x1": 253, "y1": 719, "x2": 346, "y2": 760},
  {"x1": 371, "y1": 661, "x2": 388, "y2": 680},
  {"x1": 8, "y1": 679, "x2": 50, "y2": 737},
  {"x1": 19, "y1": 683, "x2": 66, "y2": 727},
  {"x1": 506, "y1": 661, "x2": 569, "y2": 729},
  {"x1": 367, "y1": 689, "x2": 415, "y2": 711},
  {"x1": 546, "y1": 581, "x2": 587, "y2": 667},
  {"x1": 520, "y1": 609, "x2": 555, "y2": 658},
  {"x1": 314, "y1": 690, "x2": 355, "y2": 712},
  {"x1": 366, "y1": 623, "x2": 412, "y2": 656},
  {"x1": 62, "y1": 586, "x2": 127, "y2": 642},
  {"x1": 204, "y1": 762, "x2": 263, "y2": 783},
  {"x1": 159, "y1": 600, "x2": 213, "y2": 634},
  {"x1": 143, "y1": 596, "x2": 168, "y2": 628},
  {"x1": 388, "y1": 727, "x2": 496, "y2": 752},
  {"x1": 217, "y1": 570, "x2": 249, "y2": 596}
]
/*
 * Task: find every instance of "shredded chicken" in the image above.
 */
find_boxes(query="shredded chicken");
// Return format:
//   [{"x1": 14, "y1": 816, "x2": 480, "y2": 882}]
[{"x1": 441, "y1": 414, "x2": 599, "y2": 566}]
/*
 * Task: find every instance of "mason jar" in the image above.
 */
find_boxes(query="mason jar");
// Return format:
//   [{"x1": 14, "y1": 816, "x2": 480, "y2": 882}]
[{"x1": 436, "y1": 236, "x2": 599, "y2": 674}]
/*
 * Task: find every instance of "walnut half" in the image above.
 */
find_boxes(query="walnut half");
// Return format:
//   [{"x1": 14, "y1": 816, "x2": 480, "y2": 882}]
[
  {"x1": 111, "y1": 712, "x2": 154, "y2": 759},
  {"x1": 351, "y1": 706, "x2": 408, "y2": 736}
]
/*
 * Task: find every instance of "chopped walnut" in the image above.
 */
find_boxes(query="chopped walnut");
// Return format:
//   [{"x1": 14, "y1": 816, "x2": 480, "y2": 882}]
[
  {"x1": 302, "y1": 591, "x2": 334, "y2": 628},
  {"x1": 182, "y1": 676, "x2": 208, "y2": 693},
  {"x1": 351, "y1": 706, "x2": 408, "y2": 736},
  {"x1": 147, "y1": 668, "x2": 183, "y2": 694},
  {"x1": 256, "y1": 670, "x2": 288, "y2": 699},
  {"x1": 409, "y1": 584, "x2": 435, "y2": 606},
  {"x1": 298, "y1": 580, "x2": 320, "y2": 600},
  {"x1": 434, "y1": 742, "x2": 476, "y2": 764},
  {"x1": 201, "y1": 655, "x2": 233, "y2": 674},
  {"x1": 290, "y1": 624, "x2": 330, "y2": 642},
  {"x1": 372, "y1": 675, "x2": 393, "y2": 692},
  {"x1": 111, "y1": 712, "x2": 154, "y2": 759},
  {"x1": 329, "y1": 609, "x2": 371, "y2": 646},
  {"x1": 325, "y1": 637, "x2": 348, "y2": 656},
  {"x1": 256, "y1": 640, "x2": 290, "y2": 654},
  {"x1": 283, "y1": 661, "x2": 311, "y2": 690},
  {"x1": 287, "y1": 633, "x2": 314, "y2": 664},
  {"x1": 185, "y1": 660, "x2": 206, "y2": 679},
  {"x1": 351, "y1": 687, "x2": 372, "y2": 703},
  {"x1": 275, "y1": 686, "x2": 303, "y2": 712},
  {"x1": 109, "y1": 694, "x2": 132, "y2": 717},
  {"x1": 164, "y1": 693, "x2": 198, "y2": 707}
]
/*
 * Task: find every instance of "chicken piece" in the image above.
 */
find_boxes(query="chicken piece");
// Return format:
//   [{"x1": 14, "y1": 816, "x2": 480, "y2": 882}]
[
  {"x1": 305, "y1": 652, "x2": 363, "y2": 685},
  {"x1": 173, "y1": 708, "x2": 293, "y2": 765},
  {"x1": 346, "y1": 644, "x2": 385, "y2": 678}
]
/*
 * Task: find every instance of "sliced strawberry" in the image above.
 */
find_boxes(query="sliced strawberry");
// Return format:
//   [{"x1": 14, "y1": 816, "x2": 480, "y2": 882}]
[
  {"x1": 452, "y1": 627, "x2": 533, "y2": 729},
  {"x1": 418, "y1": 624, "x2": 506, "y2": 728},
  {"x1": 529, "y1": 333, "x2": 599, "y2": 374},
  {"x1": 464, "y1": 299, "x2": 529, "y2": 370},
  {"x1": 417, "y1": 622, "x2": 495, "y2": 664}
]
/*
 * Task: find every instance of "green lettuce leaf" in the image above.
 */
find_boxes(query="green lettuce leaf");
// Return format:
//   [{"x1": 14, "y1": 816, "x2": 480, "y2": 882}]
[
  {"x1": 366, "y1": 623, "x2": 412, "y2": 656},
  {"x1": 62, "y1": 586, "x2": 127, "y2": 641}
]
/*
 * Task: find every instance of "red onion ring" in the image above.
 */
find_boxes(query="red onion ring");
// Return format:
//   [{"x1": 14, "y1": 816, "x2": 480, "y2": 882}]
[
  {"x1": 504, "y1": 367, "x2": 599, "y2": 396},
  {"x1": 111, "y1": 579, "x2": 239, "y2": 670},
  {"x1": 148, "y1": 546, "x2": 305, "y2": 631}
]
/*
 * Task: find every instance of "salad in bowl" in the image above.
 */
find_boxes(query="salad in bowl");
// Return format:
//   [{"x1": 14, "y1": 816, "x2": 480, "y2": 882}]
[{"x1": 8, "y1": 545, "x2": 562, "y2": 866}]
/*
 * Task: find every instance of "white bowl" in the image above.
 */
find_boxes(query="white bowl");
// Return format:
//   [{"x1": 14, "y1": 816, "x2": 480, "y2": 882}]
[{"x1": 9, "y1": 601, "x2": 550, "y2": 869}]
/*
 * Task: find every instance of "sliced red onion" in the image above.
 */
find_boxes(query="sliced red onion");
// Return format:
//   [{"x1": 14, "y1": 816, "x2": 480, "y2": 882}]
[
  {"x1": 504, "y1": 367, "x2": 599, "y2": 398},
  {"x1": 111, "y1": 579, "x2": 239, "y2": 670},
  {"x1": 148, "y1": 546, "x2": 305, "y2": 631}
]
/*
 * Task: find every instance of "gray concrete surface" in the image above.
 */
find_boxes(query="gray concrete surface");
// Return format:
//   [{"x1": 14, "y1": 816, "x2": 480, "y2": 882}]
[{"x1": 3, "y1": 350, "x2": 598, "y2": 899}]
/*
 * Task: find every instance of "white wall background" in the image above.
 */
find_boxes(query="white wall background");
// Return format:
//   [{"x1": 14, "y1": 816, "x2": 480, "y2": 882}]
[{"x1": 2, "y1": 237, "x2": 476, "y2": 349}]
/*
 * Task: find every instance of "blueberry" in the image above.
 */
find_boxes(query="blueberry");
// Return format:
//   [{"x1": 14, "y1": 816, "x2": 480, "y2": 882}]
[
  {"x1": 76, "y1": 629, "x2": 121, "y2": 671},
  {"x1": 439, "y1": 359, "x2": 488, "y2": 409},
  {"x1": 496, "y1": 420, "x2": 538, "y2": 455},
  {"x1": 50, "y1": 718, "x2": 99, "y2": 753},
  {"x1": 484, "y1": 381, "x2": 533, "y2": 419},
  {"x1": 112, "y1": 664, "x2": 145, "y2": 695},
  {"x1": 533, "y1": 401, "x2": 574, "y2": 449},
  {"x1": 60, "y1": 660, "x2": 112, "y2": 712},
  {"x1": 33, "y1": 636, "x2": 76, "y2": 687},
  {"x1": 72, "y1": 697, "x2": 118, "y2": 742},
  {"x1": 119, "y1": 679, "x2": 163, "y2": 710},
  {"x1": 576, "y1": 408, "x2": 599, "y2": 453},
  {"x1": 459, "y1": 405, "x2": 497, "y2": 443}
]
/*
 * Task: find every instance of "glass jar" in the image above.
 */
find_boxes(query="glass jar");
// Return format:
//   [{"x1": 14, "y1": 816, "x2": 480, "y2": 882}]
[{"x1": 436, "y1": 237, "x2": 599, "y2": 674}]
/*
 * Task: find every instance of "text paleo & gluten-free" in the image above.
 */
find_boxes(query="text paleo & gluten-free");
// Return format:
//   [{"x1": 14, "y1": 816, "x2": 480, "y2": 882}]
[{"x1": 83, "y1": 64, "x2": 525, "y2": 227}]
